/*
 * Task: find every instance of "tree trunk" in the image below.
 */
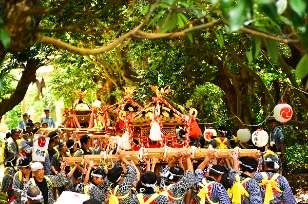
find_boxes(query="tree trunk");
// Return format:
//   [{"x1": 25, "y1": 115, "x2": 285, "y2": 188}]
[{"x1": 0, "y1": 58, "x2": 39, "y2": 119}]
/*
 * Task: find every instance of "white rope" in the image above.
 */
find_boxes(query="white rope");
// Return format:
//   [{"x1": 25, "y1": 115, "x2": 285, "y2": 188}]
[
  {"x1": 163, "y1": 145, "x2": 169, "y2": 159},
  {"x1": 287, "y1": 84, "x2": 308, "y2": 95},
  {"x1": 191, "y1": 146, "x2": 197, "y2": 158},
  {"x1": 138, "y1": 147, "x2": 144, "y2": 160}
]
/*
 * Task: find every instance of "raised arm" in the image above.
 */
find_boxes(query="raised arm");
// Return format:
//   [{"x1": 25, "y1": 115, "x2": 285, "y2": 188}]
[
  {"x1": 197, "y1": 150, "x2": 214, "y2": 171},
  {"x1": 48, "y1": 161, "x2": 70, "y2": 188},
  {"x1": 67, "y1": 164, "x2": 78, "y2": 178},
  {"x1": 84, "y1": 161, "x2": 94, "y2": 184}
]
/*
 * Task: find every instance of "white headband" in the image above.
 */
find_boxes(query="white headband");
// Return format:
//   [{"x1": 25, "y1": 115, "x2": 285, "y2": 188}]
[
  {"x1": 166, "y1": 170, "x2": 182, "y2": 180},
  {"x1": 68, "y1": 143, "x2": 75, "y2": 149},
  {"x1": 31, "y1": 162, "x2": 44, "y2": 171},
  {"x1": 240, "y1": 161, "x2": 254, "y2": 170},
  {"x1": 27, "y1": 192, "x2": 43, "y2": 201},
  {"x1": 91, "y1": 173, "x2": 103, "y2": 178},
  {"x1": 141, "y1": 181, "x2": 157, "y2": 189},
  {"x1": 209, "y1": 167, "x2": 224, "y2": 175},
  {"x1": 264, "y1": 158, "x2": 278, "y2": 162}
]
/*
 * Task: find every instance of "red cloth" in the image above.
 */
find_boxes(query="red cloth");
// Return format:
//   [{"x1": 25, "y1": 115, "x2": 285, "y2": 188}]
[
  {"x1": 8, "y1": 195, "x2": 16, "y2": 204},
  {"x1": 148, "y1": 142, "x2": 162, "y2": 148},
  {"x1": 132, "y1": 144, "x2": 141, "y2": 151},
  {"x1": 143, "y1": 196, "x2": 158, "y2": 204},
  {"x1": 173, "y1": 143, "x2": 184, "y2": 148},
  {"x1": 189, "y1": 117, "x2": 201, "y2": 139}
]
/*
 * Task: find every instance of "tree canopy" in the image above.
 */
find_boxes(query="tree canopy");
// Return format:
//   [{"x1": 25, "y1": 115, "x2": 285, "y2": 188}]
[{"x1": 0, "y1": 0, "x2": 307, "y2": 132}]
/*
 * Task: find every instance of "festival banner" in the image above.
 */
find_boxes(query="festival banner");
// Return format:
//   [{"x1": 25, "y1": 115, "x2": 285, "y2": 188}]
[{"x1": 32, "y1": 134, "x2": 50, "y2": 162}]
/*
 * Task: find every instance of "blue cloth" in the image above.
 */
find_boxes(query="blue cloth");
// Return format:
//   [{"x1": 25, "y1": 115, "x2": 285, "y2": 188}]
[
  {"x1": 228, "y1": 172, "x2": 263, "y2": 204},
  {"x1": 194, "y1": 169, "x2": 231, "y2": 204},
  {"x1": 270, "y1": 127, "x2": 284, "y2": 145},
  {"x1": 18, "y1": 119, "x2": 34, "y2": 130},
  {"x1": 41, "y1": 117, "x2": 56, "y2": 128},
  {"x1": 168, "y1": 171, "x2": 196, "y2": 204},
  {"x1": 18, "y1": 121, "x2": 27, "y2": 130},
  {"x1": 255, "y1": 172, "x2": 296, "y2": 204}
]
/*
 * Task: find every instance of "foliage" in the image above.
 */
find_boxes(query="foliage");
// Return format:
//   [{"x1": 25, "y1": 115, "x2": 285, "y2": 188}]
[
  {"x1": 50, "y1": 53, "x2": 98, "y2": 107},
  {"x1": 0, "y1": 16, "x2": 10, "y2": 49},
  {"x1": 295, "y1": 54, "x2": 308, "y2": 79},
  {"x1": 0, "y1": 1, "x2": 307, "y2": 159},
  {"x1": 186, "y1": 83, "x2": 230, "y2": 128},
  {"x1": 285, "y1": 144, "x2": 308, "y2": 173},
  {"x1": 148, "y1": 0, "x2": 308, "y2": 80},
  {"x1": 4, "y1": 104, "x2": 21, "y2": 129},
  {"x1": 0, "y1": 55, "x2": 18, "y2": 100}
]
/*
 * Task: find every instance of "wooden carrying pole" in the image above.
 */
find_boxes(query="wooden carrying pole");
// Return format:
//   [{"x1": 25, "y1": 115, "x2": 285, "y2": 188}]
[{"x1": 63, "y1": 148, "x2": 260, "y2": 164}]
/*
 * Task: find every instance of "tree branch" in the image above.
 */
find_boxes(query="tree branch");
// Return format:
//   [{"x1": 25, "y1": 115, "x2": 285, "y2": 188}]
[
  {"x1": 36, "y1": 28, "x2": 134, "y2": 55},
  {"x1": 0, "y1": 59, "x2": 39, "y2": 118},
  {"x1": 240, "y1": 27, "x2": 299, "y2": 44},
  {"x1": 36, "y1": 20, "x2": 220, "y2": 55},
  {"x1": 133, "y1": 19, "x2": 221, "y2": 39}
]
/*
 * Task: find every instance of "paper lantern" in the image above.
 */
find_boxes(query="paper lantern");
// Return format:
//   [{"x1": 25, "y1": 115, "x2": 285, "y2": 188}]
[
  {"x1": 237, "y1": 129, "x2": 251, "y2": 143},
  {"x1": 203, "y1": 129, "x2": 217, "y2": 142},
  {"x1": 273, "y1": 103, "x2": 293, "y2": 123},
  {"x1": 252, "y1": 129, "x2": 268, "y2": 147}
]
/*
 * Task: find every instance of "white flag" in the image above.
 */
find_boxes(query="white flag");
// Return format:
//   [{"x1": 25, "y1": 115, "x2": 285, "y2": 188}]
[{"x1": 32, "y1": 134, "x2": 50, "y2": 162}]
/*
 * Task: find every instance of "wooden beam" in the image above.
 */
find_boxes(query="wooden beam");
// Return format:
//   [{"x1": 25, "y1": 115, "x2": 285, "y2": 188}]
[{"x1": 63, "y1": 148, "x2": 260, "y2": 164}]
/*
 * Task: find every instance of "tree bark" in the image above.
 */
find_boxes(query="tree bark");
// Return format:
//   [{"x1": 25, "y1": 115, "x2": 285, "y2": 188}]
[{"x1": 0, "y1": 58, "x2": 39, "y2": 119}]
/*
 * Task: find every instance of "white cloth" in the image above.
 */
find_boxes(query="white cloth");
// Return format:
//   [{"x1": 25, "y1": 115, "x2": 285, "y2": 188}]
[
  {"x1": 119, "y1": 131, "x2": 131, "y2": 150},
  {"x1": 30, "y1": 162, "x2": 44, "y2": 171},
  {"x1": 32, "y1": 134, "x2": 50, "y2": 162},
  {"x1": 149, "y1": 121, "x2": 163, "y2": 141},
  {"x1": 55, "y1": 191, "x2": 89, "y2": 204}
]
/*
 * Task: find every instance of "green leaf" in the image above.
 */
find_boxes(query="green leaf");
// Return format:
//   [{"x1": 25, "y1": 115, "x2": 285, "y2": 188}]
[
  {"x1": 150, "y1": 10, "x2": 166, "y2": 26},
  {"x1": 279, "y1": 16, "x2": 293, "y2": 26},
  {"x1": 252, "y1": 38, "x2": 261, "y2": 59},
  {"x1": 187, "y1": 32, "x2": 193, "y2": 43},
  {"x1": 299, "y1": 25, "x2": 308, "y2": 48},
  {"x1": 228, "y1": 0, "x2": 253, "y2": 31},
  {"x1": 276, "y1": 0, "x2": 288, "y2": 14},
  {"x1": 265, "y1": 40, "x2": 279, "y2": 63},
  {"x1": 0, "y1": 28, "x2": 10, "y2": 49},
  {"x1": 216, "y1": 32, "x2": 224, "y2": 48},
  {"x1": 161, "y1": 0, "x2": 176, "y2": 6},
  {"x1": 160, "y1": 12, "x2": 178, "y2": 32},
  {"x1": 289, "y1": 0, "x2": 306, "y2": 16},
  {"x1": 158, "y1": 73, "x2": 164, "y2": 87},
  {"x1": 246, "y1": 48, "x2": 253, "y2": 64},
  {"x1": 176, "y1": 13, "x2": 188, "y2": 28},
  {"x1": 259, "y1": 2, "x2": 279, "y2": 24},
  {"x1": 210, "y1": 0, "x2": 219, "y2": 4},
  {"x1": 158, "y1": 3, "x2": 171, "y2": 9},
  {"x1": 141, "y1": 5, "x2": 150, "y2": 15},
  {"x1": 295, "y1": 54, "x2": 308, "y2": 79},
  {"x1": 228, "y1": 0, "x2": 248, "y2": 31}
]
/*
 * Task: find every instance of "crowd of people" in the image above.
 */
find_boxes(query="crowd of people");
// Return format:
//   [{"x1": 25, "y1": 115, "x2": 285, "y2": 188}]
[{"x1": 0, "y1": 110, "x2": 296, "y2": 204}]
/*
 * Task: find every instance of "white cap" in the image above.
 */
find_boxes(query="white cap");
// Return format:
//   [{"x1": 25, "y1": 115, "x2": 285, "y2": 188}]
[{"x1": 30, "y1": 162, "x2": 44, "y2": 171}]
